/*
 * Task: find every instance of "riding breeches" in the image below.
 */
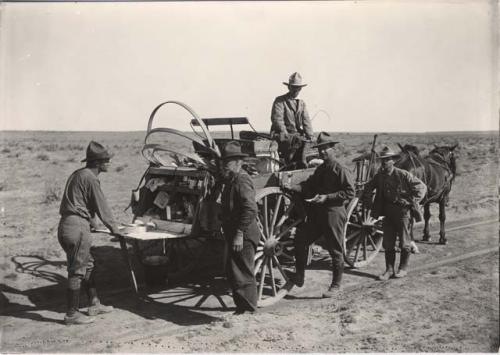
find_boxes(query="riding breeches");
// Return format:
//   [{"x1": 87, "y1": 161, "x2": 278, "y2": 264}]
[{"x1": 58, "y1": 215, "x2": 95, "y2": 289}]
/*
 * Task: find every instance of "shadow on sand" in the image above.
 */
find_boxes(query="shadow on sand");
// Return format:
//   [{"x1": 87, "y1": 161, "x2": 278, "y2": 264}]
[{"x1": 1, "y1": 245, "x2": 233, "y2": 326}]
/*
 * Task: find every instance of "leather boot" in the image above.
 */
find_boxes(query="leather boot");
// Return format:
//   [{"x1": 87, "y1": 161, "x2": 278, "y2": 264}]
[
  {"x1": 291, "y1": 245, "x2": 308, "y2": 287},
  {"x1": 378, "y1": 250, "x2": 396, "y2": 281},
  {"x1": 83, "y1": 272, "x2": 114, "y2": 316},
  {"x1": 64, "y1": 288, "x2": 95, "y2": 325},
  {"x1": 322, "y1": 251, "x2": 343, "y2": 298},
  {"x1": 395, "y1": 249, "x2": 410, "y2": 278}
]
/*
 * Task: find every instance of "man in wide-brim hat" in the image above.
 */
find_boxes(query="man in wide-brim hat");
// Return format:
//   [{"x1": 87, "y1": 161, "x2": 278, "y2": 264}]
[
  {"x1": 283, "y1": 132, "x2": 355, "y2": 298},
  {"x1": 362, "y1": 146, "x2": 426, "y2": 281},
  {"x1": 219, "y1": 141, "x2": 259, "y2": 314},
  {"x1": 270, "y1": 72, "x2": 314, "y2": 169},
  {"x1": 57, "y1": 141, "x2": 121, "y2": 325}
]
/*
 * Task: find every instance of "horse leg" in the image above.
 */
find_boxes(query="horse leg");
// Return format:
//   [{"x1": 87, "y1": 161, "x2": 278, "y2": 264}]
[
  {"x1": 438, "y1": 199, "x2": 447, "y2": 245},
  {"x1": 422, "y1": 203, "x2": 431, "y2": 241}
]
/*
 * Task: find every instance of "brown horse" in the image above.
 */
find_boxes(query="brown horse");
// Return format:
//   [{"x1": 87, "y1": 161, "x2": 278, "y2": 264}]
[{"x1": 396, "y1": 143, "x2": 458, "y2": 244}]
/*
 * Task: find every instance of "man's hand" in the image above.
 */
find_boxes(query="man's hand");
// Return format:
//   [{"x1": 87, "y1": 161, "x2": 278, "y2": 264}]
[
  {"x1": 305, "y1": 194, "x2": 328, "y2": 204},
  {"x1": 110, "y1": 224, "x2": 124, "y2": 236},
  {"x1": 279, "y1": 132, "x2": 289, "y2": 142},
  {"x1": 395, "y1": 198, "x2": 411, "y2": 207},
  {"x1": 233, "y1": 230, "x2": 244, "y2": 252}
]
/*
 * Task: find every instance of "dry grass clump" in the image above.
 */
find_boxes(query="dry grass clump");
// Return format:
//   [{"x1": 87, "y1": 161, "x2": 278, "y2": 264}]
[
  {"x1": 43, "y1": 182, "x2": 61, "y2": 204},
  {"x1": 42, "y1": 144, "x2": 59, "y2": 152},
  {"x1": 1, "y1": 147, "x2": 11, "y2": 154},
  {"x1": 36, "y1": 153, "x2": 50, "y2": 161},
  {"x1": 115, "y1": 164, "x2": 128, "y2": 172}
]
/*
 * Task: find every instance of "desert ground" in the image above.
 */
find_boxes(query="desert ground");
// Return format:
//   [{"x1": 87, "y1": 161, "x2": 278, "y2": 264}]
[{"x1": 0, "y1": 129, "x2": 498, "y2": 352}]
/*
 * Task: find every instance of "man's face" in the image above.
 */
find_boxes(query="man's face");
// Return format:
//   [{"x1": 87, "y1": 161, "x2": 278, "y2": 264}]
[
  {"x1": 222, "y1": 158, "x2": 242, "y2": 178},
  {"x1": 98, "y1": 159, "x2": 111, "y2": 173},
  {"x1": 288, "y1": 85, "x2": 302, "y2": 98},
  {"x1": 380, "y1": 158, "x2": 394, "y2": 174},
  {"x1": 318, "y1": 146, "x2": 334, "y2": 160}
]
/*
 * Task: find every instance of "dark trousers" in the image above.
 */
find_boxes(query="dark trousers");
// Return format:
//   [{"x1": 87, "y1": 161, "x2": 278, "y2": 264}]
[
  {"x1": 295, "y1": 207, "x2": 347, "y2": 284},
  {"x1": 58, "y1": 215, "x2": 95, "y2": 290},
  {"x1": 278, "y1": 136, "x2": 310, "y2": 169},
  {"x1": 225, "y1": 239, "x2": 257, "y2": 312},
  {"x1": 382, "y1": 205, "x2": 412, "y2": 252}
]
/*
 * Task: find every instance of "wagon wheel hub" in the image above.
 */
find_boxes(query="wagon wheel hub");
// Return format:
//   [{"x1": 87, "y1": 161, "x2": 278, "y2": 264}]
[{"x1": 263, "y1": 237, "x2": 282, "y2": 257}]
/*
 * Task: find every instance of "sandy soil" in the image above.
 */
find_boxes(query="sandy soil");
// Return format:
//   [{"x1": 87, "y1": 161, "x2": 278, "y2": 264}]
[{"x1": 0, "y1": 130, "x2": 498, "y2": 352}]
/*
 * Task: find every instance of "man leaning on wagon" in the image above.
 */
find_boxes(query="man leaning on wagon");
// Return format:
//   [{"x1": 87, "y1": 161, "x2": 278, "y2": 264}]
[
  {"x1": 362, "y1": 146, "x2": 427, "y2": 281},
  {"x1": 270, "y1": 72, "x2": 314, "y2": 169},
  {"x1": 58, "y1": 141, "x2": 122, "y2": 325},
  {"x1": 283, "y1": 132, "x2": 355, "y2": 298},
  {"x1": 220, "y1": 141, "x2": 260, "y2": 314}
]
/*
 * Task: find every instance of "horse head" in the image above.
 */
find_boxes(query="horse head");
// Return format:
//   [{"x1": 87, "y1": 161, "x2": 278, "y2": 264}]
[
  {"x1": 430, "y1": 144, "x2": 458, "y2": 178},
  {"x1": 395, "y1": 143, "x2": 423, "y2": 174}
]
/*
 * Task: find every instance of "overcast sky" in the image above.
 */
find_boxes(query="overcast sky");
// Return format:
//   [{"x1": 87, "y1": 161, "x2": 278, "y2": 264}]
[{"x1": 0, "y1": 1, "x2": 497, "y2": 132}]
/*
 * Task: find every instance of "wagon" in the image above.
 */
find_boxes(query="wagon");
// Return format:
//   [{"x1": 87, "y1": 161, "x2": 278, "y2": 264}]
[{"x1": 119, "y1": 101, "x2": 383, "y2": 307}]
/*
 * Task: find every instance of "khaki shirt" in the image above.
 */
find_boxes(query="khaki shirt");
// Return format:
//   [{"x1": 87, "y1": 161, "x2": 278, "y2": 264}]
[{"x1": 59, "y1": 168, "x2": 116, "y2": 230}]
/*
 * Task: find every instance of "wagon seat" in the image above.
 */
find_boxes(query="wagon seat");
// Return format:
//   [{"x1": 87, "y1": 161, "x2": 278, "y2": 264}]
[{"x1": 191, "y1": 117, "x2": 279, "y2": 174}]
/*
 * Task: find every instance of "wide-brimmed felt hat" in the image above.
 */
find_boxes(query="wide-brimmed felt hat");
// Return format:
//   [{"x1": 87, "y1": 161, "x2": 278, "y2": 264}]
[
  {"x1": 221, "y1": 141, "x2": 248, "y2": 160},
  {"x1": 377, "y1": 146, "x2": 400, "y2": 160},
  {"x1": 312, "y1": 132, "x2": 339, "y2": 149},
  {"x1": 81, "y1": 141, "x2": 113, "y2": 162},
  {"x1": 283, "y1": 72, "x2": 307, "y2": 87}
]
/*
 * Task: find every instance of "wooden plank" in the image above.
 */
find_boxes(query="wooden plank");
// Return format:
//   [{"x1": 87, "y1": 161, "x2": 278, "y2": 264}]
[{"x1": 190, "y1": 117, "x2": 249, "y2": 126}]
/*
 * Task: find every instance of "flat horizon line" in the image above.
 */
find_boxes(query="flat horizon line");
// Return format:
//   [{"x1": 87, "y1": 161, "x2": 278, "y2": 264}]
[{"x1": 1, "y1": 129, "x2": 498, "y2": 134}]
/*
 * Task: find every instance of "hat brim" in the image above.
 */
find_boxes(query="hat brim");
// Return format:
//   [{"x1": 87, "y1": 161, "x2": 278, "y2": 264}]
[
  {"x1": 222, "y1": 153, "x2": 248, "y2": 160},
  {"x1": 283, "y1": 82, "x2": 307, "y2": 87},
  {"x1": 377, "y1": 153, "x2": 400, "y2": 160},
  {"x1": 312, "y1": 141, "x2": 339, "y2": 149},
  {"x1": 81, "y1": 153, "x2": 113, "y2": 163}
]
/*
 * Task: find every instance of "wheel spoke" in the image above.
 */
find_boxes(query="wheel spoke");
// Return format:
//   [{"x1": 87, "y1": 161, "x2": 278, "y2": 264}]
[
  {"x1": 254, "y1": 258, "x2": 264, "y2": 276},
  {"x1": 275, "y1": 219, "x2": 303, "y2": 241},
  {"x1": 263, "y1": 196, "x2": 269, "y2": 237},
  {"x1": 348, "y1": 222, "x2": 362, "y2": 229},
  {"x1": 346, "y1": 229, "x2": 361, "y2": 242},
  {"x1": 254, "y1": 250, "x2": 264, "y2": 261},
  {"x1": 367, "y1": 234, "x2": 378, "y2": 250},
  {"x1": 258, "y1": 258, "x2": 268, "y2": 301},
  {"x1": 268, "y1": 258, "x2": 277, "y2": 296},
  {"x1": 257, "y1": 221, "x2": 268, "y2": 241},
  {"x1": 272, "y1": 255, "x2": 289, "y2": 281},
  {"x1": 270, "y1": 194, "x2": 283, "y2": 237},
  {"x1": 353, "y1": 234, "x2": 362, "y2": 262},
  {"x1": 363, "y1": 233, "x2": 367, "y2": 260}
]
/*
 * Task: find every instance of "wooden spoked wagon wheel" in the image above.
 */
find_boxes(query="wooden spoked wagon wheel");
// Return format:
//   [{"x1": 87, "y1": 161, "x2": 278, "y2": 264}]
[
  {"x1": 132, "y1": 234, "x2": 220, "y2": 285},
  {"x1": 254, "y1": 187, "x2": 306, "y2": 307},
  {"x1": 343, "y1": 197, "x2": 384, "y2": 268}
]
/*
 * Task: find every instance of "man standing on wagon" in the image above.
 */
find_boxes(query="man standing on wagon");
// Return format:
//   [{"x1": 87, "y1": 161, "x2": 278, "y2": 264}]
[
  {"x1": 270, "y1": 72, "x2": 314, "y2": 169},
  {"x1": 362, "y1": 147, "x2": 427, "y2": 280},
  {"x1": 58, "y1": 141, "x2": 122, "y2": 325},
  {"x1": 283, "y1": 132, "x2": 355, "y2": 298},
  {"x1": 220, "y1": 141, "x2": 260, "y2": 314}
]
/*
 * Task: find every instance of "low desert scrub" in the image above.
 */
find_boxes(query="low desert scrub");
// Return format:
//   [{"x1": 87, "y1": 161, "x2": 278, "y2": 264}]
[
  {"x1": 1, "y1": 147, "x2": 11, "y2": 154},
  {"x1": 43, "y1": 182, "x2": 61, "y2": 204},
  {"x1": 115, "y1": 164, "x2": 128, "y2": 172},
  {"x1": 36, "y1": 153, "x2": 50, "y2": 161},
  {"x1": 42, "y1": 144, "x2": 59, "y2": 152}
]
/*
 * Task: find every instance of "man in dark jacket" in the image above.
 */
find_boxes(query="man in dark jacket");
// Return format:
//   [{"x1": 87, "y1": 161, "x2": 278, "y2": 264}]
[
  {"x1": 284, "y1": 132, "x2": 355, "y2": 298},
  {"x1": 270, "y1": 72, "x2": 314, "y2": 169},
  {"x1": 58, "y1": 141, "x2": 122, "y2": 325},
  {"x1": 220, "y1": 141, "x2": 260, "y2": 314},
  {"x1": 363, "y1": 147, "x2": 427, "y2": 280}
]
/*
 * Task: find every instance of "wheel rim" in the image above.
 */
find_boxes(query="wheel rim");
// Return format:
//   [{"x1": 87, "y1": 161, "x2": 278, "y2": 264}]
[
  {"x1": 254, "y1": 187, "x2": 305, "y2": 307},
  {"x1": 344, "y1": 198, "x2": 384, "y2": 268}
]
